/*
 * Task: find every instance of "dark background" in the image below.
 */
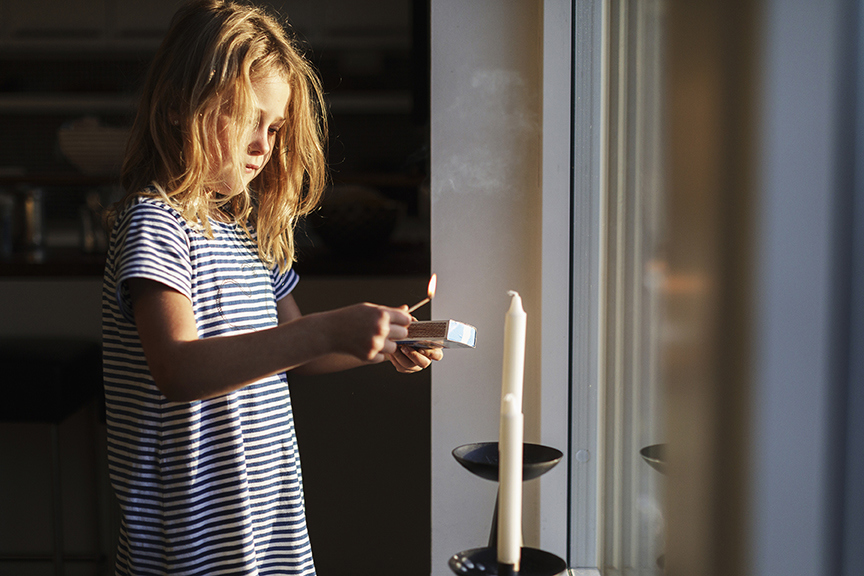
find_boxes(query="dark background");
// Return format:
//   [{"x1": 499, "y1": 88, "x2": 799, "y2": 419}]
[{"x1": 0, "y1": 1, "x2": 431, "y2": 574}]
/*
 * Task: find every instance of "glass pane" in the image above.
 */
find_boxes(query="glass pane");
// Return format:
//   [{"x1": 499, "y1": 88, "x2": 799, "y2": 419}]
[{"x1": 570, "y1": 0, "x2": 667, "y2": 572}]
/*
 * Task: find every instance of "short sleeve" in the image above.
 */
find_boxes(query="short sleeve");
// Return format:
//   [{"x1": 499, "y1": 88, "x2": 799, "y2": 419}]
[
  {"x1": 111, "y1": 200, "x2": 193, "y2": 322},
  {"x1": 271, "y1": 265, "x2": 299, "y2": 301}
]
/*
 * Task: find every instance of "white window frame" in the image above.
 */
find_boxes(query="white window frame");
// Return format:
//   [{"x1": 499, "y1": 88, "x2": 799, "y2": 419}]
[{"x1": 543, "y1": 0, "x2": 666, "y2": 572}]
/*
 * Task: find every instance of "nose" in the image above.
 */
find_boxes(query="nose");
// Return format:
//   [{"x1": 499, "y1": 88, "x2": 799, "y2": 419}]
[{"x1": 248, "y1": 127, "x2": 271, "y2": 157}]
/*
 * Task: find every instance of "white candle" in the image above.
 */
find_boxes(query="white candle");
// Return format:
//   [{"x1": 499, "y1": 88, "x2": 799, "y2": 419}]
[
  {"x1": 498, "y1": 392, "x2": 523, "y2": 568},
  {"x1": 501, "y1": 291, "x2": 527, "y2": 413}
]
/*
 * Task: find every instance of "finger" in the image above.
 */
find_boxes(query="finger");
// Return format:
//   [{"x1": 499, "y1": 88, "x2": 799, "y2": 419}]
[
  {"x1": 421, "y1": 347, "x2": 444, "y2": 362},
  {"x1": 388, "y1": 349, "x2": 417, "y2": 372},
  {"x1": 387, "y1": 324, "x2": 409, "y2": 341},
  {"x1": 398, "y1": 304, "x2": 419, "y2": 322},
  {"x1": 400, "y1": 346, "x2": 433, "y2": 369},
  {"x1": 386, "y1": 306, "x2": 413, "y2": 326},
  {"x1": 379, "y1": 338, "x2": 399, "y2": 357}
]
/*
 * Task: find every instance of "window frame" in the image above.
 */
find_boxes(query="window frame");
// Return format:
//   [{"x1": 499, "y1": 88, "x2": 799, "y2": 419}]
[{"x1": 544, "y1": 0, "x2": 667, "y2": 571}]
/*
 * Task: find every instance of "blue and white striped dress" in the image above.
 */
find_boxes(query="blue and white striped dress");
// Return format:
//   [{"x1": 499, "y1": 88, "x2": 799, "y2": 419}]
[{"x1": 102, "y1": 196, "x2": 315, "y2": 576}]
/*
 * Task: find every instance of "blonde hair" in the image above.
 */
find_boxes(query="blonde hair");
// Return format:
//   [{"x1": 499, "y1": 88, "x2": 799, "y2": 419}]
[{"x1": 116, "y1": 0, "x2": 327, "y2": 272}]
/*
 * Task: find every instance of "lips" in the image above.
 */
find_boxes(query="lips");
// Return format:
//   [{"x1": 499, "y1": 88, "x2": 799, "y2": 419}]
[{"x1": 245, "y1": 164, "x2": 259, "y2": 172}]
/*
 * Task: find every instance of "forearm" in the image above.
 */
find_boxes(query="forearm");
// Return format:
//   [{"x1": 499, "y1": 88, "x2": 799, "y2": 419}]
[
  {"x1": 130, "y1": 279, "x2": 411, "y2": 402},
  {"x1": 289, "y1": 352, "x2": 381, "y2": 376},
  {"x1": 146, "y1": 314, "x2": 332, "y2": 402},
  {"x1": 276, "y1": 292, "x2": 378, "y2": 376},
  {"x1": 277, "y1": 294, "x2": 442, "y2": 376}
]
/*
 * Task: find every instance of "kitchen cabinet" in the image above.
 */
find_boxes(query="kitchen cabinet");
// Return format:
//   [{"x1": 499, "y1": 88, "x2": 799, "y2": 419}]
[
  {"x1": 114, "y1": 0, "x2": 182, "y2": 39},
  {"x1": 4, "y1": 0, "x2": 107, "y2": 41},
  {"x1": 269, "y1": 0, "x2": 411, "y2": 48},
  {"x1": 0, "y1": 0, "x2": 412, "y2": 50},
  {"x1": 1, "y1": 0, "x2": 183, "y2": 48}
]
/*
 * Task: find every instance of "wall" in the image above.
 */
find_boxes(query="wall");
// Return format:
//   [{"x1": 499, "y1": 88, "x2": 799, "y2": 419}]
[
  {"x1": 752, "y1": 0, "x2": 857, "y2": 574},
  {"x1": 429, "y1": 1, "x2": 547, "y2": 573}
]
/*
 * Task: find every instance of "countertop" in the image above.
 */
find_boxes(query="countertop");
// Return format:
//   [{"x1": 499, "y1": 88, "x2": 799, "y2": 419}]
[{"x1": 1, "y1": 242, "x2": 429, "y2": 278}]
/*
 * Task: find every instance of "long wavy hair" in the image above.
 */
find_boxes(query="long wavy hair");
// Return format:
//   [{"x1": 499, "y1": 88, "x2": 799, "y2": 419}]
[{"x1": 113, "y1": 0, "x2": 327, "y2": 272}]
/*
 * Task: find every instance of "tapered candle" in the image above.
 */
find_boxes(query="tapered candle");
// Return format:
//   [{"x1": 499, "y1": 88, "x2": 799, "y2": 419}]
[
  {"x1": 498, "y1": 290, "x2": 526, "y2": 570},
  {"x1": 498, "y1": 392, "x2": 523, "y2": 569},
  {"x1": 501, "y1": 291, "x2": 527, "y2": 413}
]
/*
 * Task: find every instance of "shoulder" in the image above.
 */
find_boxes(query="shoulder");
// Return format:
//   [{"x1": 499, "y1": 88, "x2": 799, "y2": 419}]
[
  {"x1": 123, "y1": 193, "x2": 184, "y2": 224},
  {"x1": 271, "y1": 264, "x2": 300, "y2": 299},
  {"x1": 107, "y1": 192, "x2": 197, "y2": 263},
  {"x1": 112, "y1": 192, "x2": 197, "y2": 239}
]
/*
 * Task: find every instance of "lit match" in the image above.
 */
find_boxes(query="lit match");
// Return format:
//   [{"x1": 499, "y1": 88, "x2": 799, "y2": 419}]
[
  {"x1": 407, "y1": 273, "x2": 437, "y2": 313},
  {"x1": 397, "y1": 274, "x2": 477, "y2": 349}
]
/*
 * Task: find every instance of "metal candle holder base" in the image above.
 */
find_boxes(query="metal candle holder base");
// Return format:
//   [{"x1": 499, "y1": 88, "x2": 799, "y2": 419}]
[
  {"x1": 449, "y1": 546, "x2": 567, "y2": 576},
  {"x1": 449, "y1": 442, "x2": 567, "y2": 576}
]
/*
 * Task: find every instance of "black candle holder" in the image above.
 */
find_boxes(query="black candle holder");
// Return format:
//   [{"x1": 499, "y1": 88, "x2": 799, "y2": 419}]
[
  {"x1": 640, "y1": 443, "x2": 667, "y2": 570},
  {"x1": 452, "y1": 442, "x2": 563, "y2": 548},
  {"x1": 639, "y1": 444, "x2": 666, "y2": 475},
  {"x1": 448, "y1": 441, "x2": 567, "y2": 576},
  {"x1": 452, "y1": 442, "x2": 564, "y2": 482},
  {"x1": 449, "y1": 546, "x2": 567, "y2": 576}
]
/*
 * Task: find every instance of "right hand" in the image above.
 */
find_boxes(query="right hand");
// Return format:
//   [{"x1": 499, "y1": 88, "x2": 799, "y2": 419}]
[{"x1": 324, "y1": 303, "x2": 412, "y2": 363}]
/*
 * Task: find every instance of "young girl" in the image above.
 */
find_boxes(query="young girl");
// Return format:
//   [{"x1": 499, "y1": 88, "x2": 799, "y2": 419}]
[{"x1": 102, "y1": 1, "x2": 441, "y2": 574}]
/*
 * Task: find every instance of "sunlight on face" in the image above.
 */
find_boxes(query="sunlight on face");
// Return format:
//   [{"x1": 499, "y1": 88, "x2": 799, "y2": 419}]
[{"x1": 213, "y1": 73, "x2": 290, "y2": 197}]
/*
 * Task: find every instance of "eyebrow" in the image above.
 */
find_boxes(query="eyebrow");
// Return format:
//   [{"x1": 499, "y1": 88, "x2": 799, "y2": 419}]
[{"x1": 257, "y1": 110, "x2": 285, "y2": 124}]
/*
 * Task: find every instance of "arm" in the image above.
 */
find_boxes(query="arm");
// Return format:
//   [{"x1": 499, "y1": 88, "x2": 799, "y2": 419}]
[
  {"x1": 279, "y1": 293, "x2": 444, "y2": 376},
  {"x1": 276, "y1": 293, "x2": 373, "y2": 375},
  {"x1": 129, "y1": 278, "x2": 412, "y2": 402}
]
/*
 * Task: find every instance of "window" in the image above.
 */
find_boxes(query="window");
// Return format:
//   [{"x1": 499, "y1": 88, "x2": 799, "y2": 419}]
[
  {"x1": 430, "y1": 1, "x2": 668, "y2": 573},
  {"x1": 564, "y1": 0, "x2": 666, "y2": 572}
]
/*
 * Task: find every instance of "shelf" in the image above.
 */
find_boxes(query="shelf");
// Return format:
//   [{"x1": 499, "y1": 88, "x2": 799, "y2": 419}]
[
  {"x1": 294, "y1": 241, "x2": 429, "y2": 277},
  {"x1": 0, "y1": 94, "x2": 136, "y2": 114},
  {"x1": 0, "y1": 242, "x2": 428, "y2": 279},
  {"x1": 326, "y1": 91, "x2": 413, "y2": 114},
  {"x1": 0, "y1": 173, "x2": 119, "y2": 187},
  {"x1": 0, "y1": 91, "x2": 411, "y2": 116},
  {"x1": 0, "y1": 248, "x2": 106, "y2": 278}
]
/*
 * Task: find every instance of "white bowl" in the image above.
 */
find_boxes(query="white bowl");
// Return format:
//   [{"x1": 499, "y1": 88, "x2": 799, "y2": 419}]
[{"x1": 58, "y1": 117, "x2": 130, "y2": 175}]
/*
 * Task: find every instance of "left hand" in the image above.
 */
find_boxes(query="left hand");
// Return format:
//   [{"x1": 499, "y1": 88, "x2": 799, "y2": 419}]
[{"x1": 387, "y1": 344, "x2": 444, "y2": 373}]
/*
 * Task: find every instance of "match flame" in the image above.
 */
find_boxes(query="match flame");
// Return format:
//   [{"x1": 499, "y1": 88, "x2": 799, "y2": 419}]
[
  {"x1": 407, "y1": 273, "x2": 438, "y2": 313},
  {"x1": 427, "y1": 273, "x2": 437, "y2": 299}
]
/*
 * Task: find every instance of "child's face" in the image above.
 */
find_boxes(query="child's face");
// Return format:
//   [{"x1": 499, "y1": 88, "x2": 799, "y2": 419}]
[{"x1": 215, "y1": 72, "x2": 290, "y2": 196}]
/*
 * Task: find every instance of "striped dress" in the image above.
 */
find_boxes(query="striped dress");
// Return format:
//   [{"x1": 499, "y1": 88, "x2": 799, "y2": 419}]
[{"x1": 101, "y1": 196, "x2": 315, "y2": 576}]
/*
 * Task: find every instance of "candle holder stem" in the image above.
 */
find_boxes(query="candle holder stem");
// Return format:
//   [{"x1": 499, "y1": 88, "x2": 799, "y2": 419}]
[
  {"x1": 489, "y1": 491, "x2": 499, "y2": 548},
  {"x1": 489, "y1": 489, "x2": 525, "y2": 548}
]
